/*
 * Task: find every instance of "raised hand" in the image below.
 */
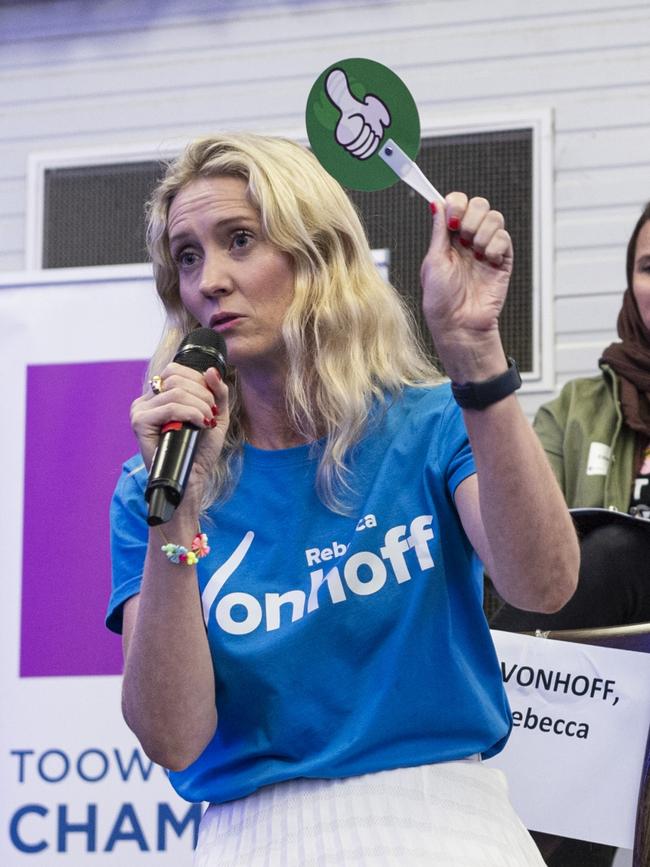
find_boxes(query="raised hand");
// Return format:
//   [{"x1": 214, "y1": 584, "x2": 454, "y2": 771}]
[
  {"x1": 420, "y1": 194, "x2": 513, "y2": 380},
  {"x1": 325, "y1": 68, "x2": 391, "y2": 160}
]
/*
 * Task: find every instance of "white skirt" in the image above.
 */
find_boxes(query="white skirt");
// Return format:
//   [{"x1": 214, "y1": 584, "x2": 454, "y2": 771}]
[{"x1": 193, "y1": 759, "x2": 545, "y2": 867}]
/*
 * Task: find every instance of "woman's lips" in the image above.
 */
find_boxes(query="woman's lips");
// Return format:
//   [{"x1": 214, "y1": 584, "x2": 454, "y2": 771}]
[{"x1": 210, "y1": 314, "x2": 243, "y2": 332}]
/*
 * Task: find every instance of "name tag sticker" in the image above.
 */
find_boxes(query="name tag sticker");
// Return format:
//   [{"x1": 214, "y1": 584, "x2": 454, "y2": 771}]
[{"x1": 587, "y1": 442, "x2": 611, "y2": 476}]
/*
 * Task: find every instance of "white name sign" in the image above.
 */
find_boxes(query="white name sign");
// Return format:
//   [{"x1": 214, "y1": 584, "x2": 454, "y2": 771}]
[{"x1": 488, "y1": 630, "x2": 650, "y2": 848}]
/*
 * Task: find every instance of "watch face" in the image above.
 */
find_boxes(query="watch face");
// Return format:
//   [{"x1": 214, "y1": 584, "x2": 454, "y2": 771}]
[{"x1": 451, "y1": 359, "x2": 521, "y2": 410}]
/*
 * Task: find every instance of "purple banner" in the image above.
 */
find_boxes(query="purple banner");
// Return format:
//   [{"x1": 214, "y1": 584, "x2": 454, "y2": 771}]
[{"x1": 21, "y1": 360, "x2": 147, "y2": 677}]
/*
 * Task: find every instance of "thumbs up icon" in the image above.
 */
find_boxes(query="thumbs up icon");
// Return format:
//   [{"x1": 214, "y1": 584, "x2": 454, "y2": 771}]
[{"x1": 325, "y1": 68, "x2": 391, "y2": 160}]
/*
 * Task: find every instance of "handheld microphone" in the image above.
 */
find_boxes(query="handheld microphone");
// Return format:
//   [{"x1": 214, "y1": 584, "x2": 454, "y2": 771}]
[{"x1": 145, "y1": 328, "x2": 227, "y2": 526}]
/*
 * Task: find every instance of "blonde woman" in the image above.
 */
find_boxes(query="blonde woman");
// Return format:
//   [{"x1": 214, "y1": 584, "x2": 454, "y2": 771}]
[{"x1": 106, "y1": 133, "x2": 578, "y2": 866}]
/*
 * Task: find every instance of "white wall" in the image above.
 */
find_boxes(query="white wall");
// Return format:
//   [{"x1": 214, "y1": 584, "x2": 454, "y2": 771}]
[{"x1": 1, "y1": 0, "x2": 649, "y2": 411}]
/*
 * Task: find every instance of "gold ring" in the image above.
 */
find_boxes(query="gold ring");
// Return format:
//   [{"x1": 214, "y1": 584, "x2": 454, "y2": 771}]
[{"x1": 149, "y1": 375, "x2": 164, "y2": 395}]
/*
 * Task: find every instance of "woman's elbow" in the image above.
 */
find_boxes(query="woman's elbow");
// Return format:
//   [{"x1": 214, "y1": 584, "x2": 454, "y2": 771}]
[
  {"x1": 144, "y1": 741, "x2": 209, "y2": 773},
  {"x1": 536, "y1": 539, "x2": 580, "y2": 613},
  {"x1": 497, "y1": 533, "x2": 580, "y2": 614},
  {"x1": 135, "y1": 726, "x2": 217, "y2": 773},
  {"x1": 121, "y1": 698, "x2": 217, "y2": 772}
]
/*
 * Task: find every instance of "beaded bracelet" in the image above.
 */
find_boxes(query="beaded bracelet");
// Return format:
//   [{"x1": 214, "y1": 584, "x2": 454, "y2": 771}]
[{"x1": 159, "y1": 530, "x2": 210, "y2": 566}]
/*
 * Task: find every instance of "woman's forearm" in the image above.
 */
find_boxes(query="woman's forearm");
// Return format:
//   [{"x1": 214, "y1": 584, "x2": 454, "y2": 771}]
[
  {"x1": 463, "y1": 392, "x2": 580, "y2": 613},
  {"x1": 121, "y1": 501, "x2": 217, "y2": 771}
]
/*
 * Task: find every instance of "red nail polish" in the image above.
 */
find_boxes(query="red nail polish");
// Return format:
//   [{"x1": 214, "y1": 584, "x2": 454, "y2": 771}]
[
  {"x1": 448, "y1": 216, "x2": 460, "y2": 232},
  {"x1": 203, "y1": 417, "x2": 211, "y2": 427},
  {"x1": 210, "y1": 418, "x2": 217, "y2": 428},
  {"x1": 211, "y1": 404, "x2": 218, "y2": 416},
  {"x1": 490, "y1": 260, "x2": 501, "y2": 269},
  {"x1": 429, "y1": 202, "x2": 437, "y2": 215},
  {"x1": 474, "y1": 251, "x2": 485, "y2": 261},
  {"x1": 459, "y1": 237, "x2": 471, "y2": 248}
]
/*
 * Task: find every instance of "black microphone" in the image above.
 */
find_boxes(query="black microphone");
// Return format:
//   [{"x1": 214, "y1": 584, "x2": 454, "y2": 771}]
[{"x1": 145, "y1": 328, "x2": 227, "y2": 526}]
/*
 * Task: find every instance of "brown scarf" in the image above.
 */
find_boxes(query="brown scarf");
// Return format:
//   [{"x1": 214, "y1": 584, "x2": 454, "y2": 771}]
[{"x1": 600, "y1": 288, "x2": 650, "y2": 437}]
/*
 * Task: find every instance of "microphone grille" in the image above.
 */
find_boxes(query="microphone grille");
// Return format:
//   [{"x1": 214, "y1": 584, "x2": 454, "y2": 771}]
[{"x1": 173, "y1": 327, "x2": 228, "y2": 376}]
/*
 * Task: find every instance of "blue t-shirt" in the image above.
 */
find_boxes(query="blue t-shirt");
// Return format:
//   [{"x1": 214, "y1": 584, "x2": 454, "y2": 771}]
[{"x1": 107, "y1": 384, "x2": 511, "y2": 804}]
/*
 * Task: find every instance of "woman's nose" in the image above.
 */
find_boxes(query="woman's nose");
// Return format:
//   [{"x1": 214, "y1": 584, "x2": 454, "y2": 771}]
[{"x1": 199, "y1": 253, "x2": 233, "y2": 297}]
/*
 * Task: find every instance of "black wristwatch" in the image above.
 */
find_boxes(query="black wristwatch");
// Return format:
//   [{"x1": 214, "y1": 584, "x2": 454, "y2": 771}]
[{"x1": 451, "y1": 357, "x2": 522, "y2": 410}]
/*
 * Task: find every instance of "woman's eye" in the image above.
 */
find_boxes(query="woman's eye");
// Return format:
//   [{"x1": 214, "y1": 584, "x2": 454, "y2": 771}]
[
  {"x1": 231, "y1": 231, "x2": 252, "y2": 251},
  {"x1": 176, "y1": 249, "x2": 199, "y2": 268}
]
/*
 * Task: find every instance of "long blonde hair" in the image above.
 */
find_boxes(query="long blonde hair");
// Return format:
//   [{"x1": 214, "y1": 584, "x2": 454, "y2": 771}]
[{"x1": 146, "y1": 132, "x2": 441, "y2": 512}]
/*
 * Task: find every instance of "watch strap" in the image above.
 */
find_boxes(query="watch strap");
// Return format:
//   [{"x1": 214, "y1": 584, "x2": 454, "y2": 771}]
[{"x1": 451, "y1": 357, "x2": 522, "y2": 410}]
